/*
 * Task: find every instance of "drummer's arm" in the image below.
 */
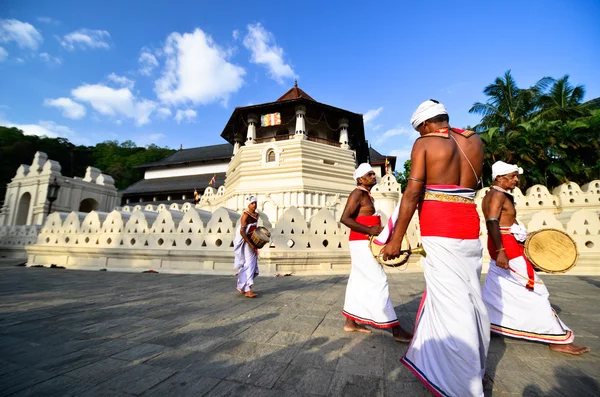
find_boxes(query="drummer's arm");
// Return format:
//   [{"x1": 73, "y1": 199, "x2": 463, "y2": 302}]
[
  {"x1": 239, "y1": 213, "x2": 256, "y2": 248},
  {"x1": 340, "y1": 190, "x2": 380, "y2": 236},
  {"x1": 485, "y1": 192, "x2": 509, "y2": 269}
]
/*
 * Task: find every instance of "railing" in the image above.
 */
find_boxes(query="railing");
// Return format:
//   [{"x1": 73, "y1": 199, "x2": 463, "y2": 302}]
[
  {"x1": 253, "y1": 135, "x2": 342, "y2": 148},
  {"x1": 307, "y1": 136, "x2": 342, "y2": 148}
]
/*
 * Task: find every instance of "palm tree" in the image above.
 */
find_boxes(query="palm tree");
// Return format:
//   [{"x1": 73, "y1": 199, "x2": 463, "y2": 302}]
[
  {"x1": 534, "y1": 75, "x2": 588, "y2": 121},
  {"x1": 469, "y1": 70, "x2": 551, "y2": 132}
]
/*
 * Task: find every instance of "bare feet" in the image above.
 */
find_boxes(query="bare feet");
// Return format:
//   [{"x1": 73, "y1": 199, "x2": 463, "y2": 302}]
[
  {"x1": 344, "y1": 319, "x2": 372, "y2": 334},
  {"x1": 549, "y1": 343, "x2": 590, "y2": 355},
  {"x1": 244, "y1": 290, "x2": 258, "y2": 298},
  {"x1": 392, "y1": 325, "x2": 413, "y2": 343}
]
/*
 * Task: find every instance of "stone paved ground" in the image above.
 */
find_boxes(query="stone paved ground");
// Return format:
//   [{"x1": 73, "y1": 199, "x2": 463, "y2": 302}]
[{"x1": 0, "y1": 264, "x2": 598, "y2": 397}]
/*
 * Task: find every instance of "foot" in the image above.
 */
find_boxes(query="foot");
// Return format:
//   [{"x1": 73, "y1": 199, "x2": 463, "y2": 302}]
[
  {"x1": 344, "y1": 320, "x2": 372, "y2": 334},
  {"x1": 244, "y1": 290, "x2": 258, "y2": 298},
  {"x1": 392, "y1": 325, "x2": 413, "y2": 343},
  {"x1": 483, "y1": 373, "x2": 493, "y2": 388},
  {"x1": 549, "y1": 343, "x2": 590, "y2": 355}
]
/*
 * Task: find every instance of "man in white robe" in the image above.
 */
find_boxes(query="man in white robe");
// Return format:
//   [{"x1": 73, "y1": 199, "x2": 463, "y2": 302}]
[
  {"x1": 233, "y1": 196, "x2": 260, "y2": 298},
  {"x1": 482, "y1": 161, "x2": 590, "y2": 355}
]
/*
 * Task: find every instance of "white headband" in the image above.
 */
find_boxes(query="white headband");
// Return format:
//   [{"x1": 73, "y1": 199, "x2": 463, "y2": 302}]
[
  {"x1": 353, "y1": 163, "x2": 374, "y2": 182},
  {"x1": 246, "y1": 196, "x2": 257, "y2": 204},
  {"x1": 492, "y1": 161, "x2": 523, "y2": 180},
  {"x1": 410, "y1": 100, "x2": 448, "y2": 130}
]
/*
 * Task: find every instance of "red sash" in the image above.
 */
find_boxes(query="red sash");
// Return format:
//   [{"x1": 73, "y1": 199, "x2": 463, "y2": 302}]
[
  {"x1": 419, "y1": 201, "x2": 480, "y2": 239},
  {"x1": 488, "y1": 234, "x2": 535, "y2": 290},
  {"x1": 349, "y1": 216, "x2": 380, "y2": 241}
]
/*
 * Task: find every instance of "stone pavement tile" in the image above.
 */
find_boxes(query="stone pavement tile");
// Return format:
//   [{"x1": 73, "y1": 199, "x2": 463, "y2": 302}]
[
  {"x1": 111, "y1": 342, "x2": 171, "y2": 363},
  {"x1": 144, "y1": 348, "x2": 207, "y2": 370},
  {"x1": 142, "y1": 371, "x2": 220, "y2": 397},
  {"x1": 225, "y1": 358, "x2": 288, "y2": 389},
  {"x1": 214, "y1": 340, "x2": 300, "y2": 364},
  {"x1": 8, "y1": 375, "x2": 97, "y2": 397},
  {"x1": 71, "y1": 384, "x2": 132, "y2": 397},
  {"x1": 0, "y1": 360, "x2": 24, "y2": 376},
  {"x1": 63, "y1": 357, "x2": 132, "y2": 384},
  {"x1": 147, "y1": 330, "x2": 199, "y2": 347},
  {"x1": 267, "y1": 331, "x2": 310, "y2": 347},
  {"x1": 493, "y1": 369, "x2": 557, "y2": 395},
  {"x1": 311, "y1": 318, "x2": 349, "y2": 339},
  {"x1": 79, "y1": 338, "x2": 138, "y2": 357},
  {"x1": 0, "y1": 367, "x2": 56, "y2": 397},
  {"x1": 34, "y1": 350, "x2": 105, "y2": 375},
  {"x1": 327, "y1": 372, "x2": 384, "y2": 397},
  {"x1": 336, "y1": 337, "x2": 384, "y2": 377},
  {"x1": 121, "y1": 326, "x2": 168, "y2": 343},
  {"x1": 186, "y1": 353, "x2": 246, "y2": 379},
  {"x1": 93, "y1": 363, "x2": 176, "y2": 395},
  {"x1": 384, "y1": 380, "x2": 430, "y2": 397},
  {"x1": 290, "y1": 337, "x2": 347, "y2": 371},
  {"x1": 234, "y1": 327, "x2": 278, "y2": 343},
  {"x1": 273, "y1": 364, "x2": 334, "y2": 395},
  {"x1": 179, "y1": 335, "x2": 229, "y2": 352},
  {"x1": 204, "y1": 379, "x2": 282, "y2": 397}
]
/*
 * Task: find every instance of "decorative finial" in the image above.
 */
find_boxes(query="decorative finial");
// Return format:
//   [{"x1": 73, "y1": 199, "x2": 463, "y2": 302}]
[
  {"x1": 179, "y1": 144, "x2": 183, "y2": 150},
  {"x1": 294, "y1": 79, "x2": 298, "y2": 88}
]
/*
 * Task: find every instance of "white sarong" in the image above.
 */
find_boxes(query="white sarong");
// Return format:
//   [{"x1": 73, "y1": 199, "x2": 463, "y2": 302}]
[
  {"x1": 401, "y1": 237, "x2": 489, "y2": 397},
  {"x1": 343, "y1": 240, "x2": 399, "y2": 328},
  {"x1": 483, "y1": 256, "x2": 573, "y2": 344},
  {"x1": 233, "y1": 222, "x2": 258, "y2": 293}
]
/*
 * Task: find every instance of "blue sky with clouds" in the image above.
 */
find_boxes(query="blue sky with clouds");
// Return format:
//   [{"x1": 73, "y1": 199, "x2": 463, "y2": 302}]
[{"x1": 1, "y1": 0, "x2": 599, "y2": 165}]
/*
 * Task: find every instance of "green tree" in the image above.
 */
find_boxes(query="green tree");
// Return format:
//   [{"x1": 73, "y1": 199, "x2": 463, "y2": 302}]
[
  {"x1": 534, "y1": 75, "x2": 589, "y2": 121},
  {"x1": 395, "y1": 160, "x2": 412, "y2": 191}
]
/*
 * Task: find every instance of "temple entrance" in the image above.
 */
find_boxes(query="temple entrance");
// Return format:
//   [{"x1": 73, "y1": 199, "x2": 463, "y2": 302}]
[
  {"x1": 15, "y1": 192, "x2": 32, "y2": 225},
  {"x1": 79, "y1": 198, "x2": 99, "y2": 212}
]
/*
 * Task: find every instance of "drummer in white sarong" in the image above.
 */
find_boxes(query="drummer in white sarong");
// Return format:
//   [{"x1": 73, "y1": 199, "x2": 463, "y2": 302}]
[
  {"x1": 233, "y1": 196, "x2": 260, "y2": 298},
  {"x1": 340, "y1": 163, "x2": 413, "y2": 343},
  {"x1": 482, "y1": 161, "x2": 589, "y2": 355}
]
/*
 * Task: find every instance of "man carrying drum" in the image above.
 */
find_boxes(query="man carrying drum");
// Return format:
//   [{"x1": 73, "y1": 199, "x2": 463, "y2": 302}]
[
  {"x1": 482, "y1": 161, "x2": 590, "y2": 355},
  {"x1": 233, "y1": 196, "x2": 260, "y2": 298},
  {"x1": 340, "y1": 163, "x2": 413, "y2": 343}
]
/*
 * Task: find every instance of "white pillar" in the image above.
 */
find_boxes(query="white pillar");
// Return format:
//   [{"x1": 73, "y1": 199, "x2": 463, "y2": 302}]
[
  {"x1": 233, "y1": 141, "x2": 240, "y2": 155},
  {"x1": 246, "y1": 115, "x2": 257, "y2": 145},
  {"x1": 339, "y1": 118, "x2": 349, "y2": 149},
  {"x1": 295, "y1": 106, "x2": 307, "y2": 140}
]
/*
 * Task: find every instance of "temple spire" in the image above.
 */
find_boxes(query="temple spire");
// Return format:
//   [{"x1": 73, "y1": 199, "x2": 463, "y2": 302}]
[{"x1": 294, "y1": 79, "x2": 298, "y2": 88}]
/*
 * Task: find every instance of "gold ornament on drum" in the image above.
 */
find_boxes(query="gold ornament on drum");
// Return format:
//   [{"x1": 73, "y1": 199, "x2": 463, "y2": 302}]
[
  {"x1": 369, "y1": 234, "x2": 426, "y2": 268},
  {"x1": 524, "y1": 228, "x2": 578, "y2": 274},
  {"x1": 250, "y1": 226, "x2": 271, "y2": 249}
]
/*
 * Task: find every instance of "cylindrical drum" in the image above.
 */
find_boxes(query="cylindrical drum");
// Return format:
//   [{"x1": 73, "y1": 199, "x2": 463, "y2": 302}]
[{"x1": 524, "y1": 229, "x2": 578, "y2": 273}]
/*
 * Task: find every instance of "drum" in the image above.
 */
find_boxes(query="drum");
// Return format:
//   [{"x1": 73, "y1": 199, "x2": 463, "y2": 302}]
[
  {"x1": 369, "y1": 235, "x2": 426, "y2": 268},
  {"x1": 524, "y1": 229, "x2": 578, "y2": 273},
  {"x1": 250, "y1": 226, "x2": 271, "y2": 249}
]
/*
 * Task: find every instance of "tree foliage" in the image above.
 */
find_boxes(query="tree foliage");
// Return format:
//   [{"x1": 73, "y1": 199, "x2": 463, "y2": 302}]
[{"x1": 0, "y1": 127, "x2": 175, "y2": 202}]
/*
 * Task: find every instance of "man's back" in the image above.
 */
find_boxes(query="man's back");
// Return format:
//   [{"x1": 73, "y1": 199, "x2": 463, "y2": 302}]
[{"x1": 419, "y1": 130, "x2": 483, "y2": 189}]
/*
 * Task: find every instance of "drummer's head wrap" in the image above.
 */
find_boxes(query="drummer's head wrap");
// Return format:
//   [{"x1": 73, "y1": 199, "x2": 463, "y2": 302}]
[
  {"x1": 246, "y1": 195, "x2": 257, "y2": 204},
  {"x1": 353, "y1": 163, "x2": 374, "y2": 182},
  {"x1": 410, "y1": 99, "x2": 448, "y2": 130},
  {"x1": 492, "y1": 161, "x2": 523, "y2": 180}
]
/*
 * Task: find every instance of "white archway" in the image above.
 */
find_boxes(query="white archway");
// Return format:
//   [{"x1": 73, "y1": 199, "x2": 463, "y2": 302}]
[
  {"x1": 79, "y1": 198, "x2": 99, "y2": 213},
  {"x1": 15, "y1": 192, "x2": 32, "y2": 225}
]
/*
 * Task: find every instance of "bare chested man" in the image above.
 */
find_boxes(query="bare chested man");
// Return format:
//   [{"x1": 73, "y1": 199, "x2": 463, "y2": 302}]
[
  {"x1": 482, "y1": 161, "x2": 590, "y2": 355},
  {"x1": 381, "y1": 99, "x2": 490, "y2": 396},
  {"x1": 340, "y1": 163, "x2": 413, "y2": 343}
]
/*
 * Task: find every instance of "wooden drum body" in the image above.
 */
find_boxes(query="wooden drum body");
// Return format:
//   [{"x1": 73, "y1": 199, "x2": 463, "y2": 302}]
[
  {"x1": 524, "y1": 229, "x2": 578, "y2": 274},
  {"x1": 250, "y1": 226, "x2": 271, "y2": 249}
]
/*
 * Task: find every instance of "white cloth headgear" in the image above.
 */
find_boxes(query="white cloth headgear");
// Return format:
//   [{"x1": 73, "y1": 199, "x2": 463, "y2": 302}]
[
  {"x1": 353, "y1": 163, "x2": 374, "y2": 182},
  {"x1": 246, "y1": 195, "x2": 257, "y2": 204},
  {"x1": 410, "y1": 100, "x2": 448, "y2": 130},
  {"x1": 492, "y1": 161, "x2": 523, "y2": 180}
]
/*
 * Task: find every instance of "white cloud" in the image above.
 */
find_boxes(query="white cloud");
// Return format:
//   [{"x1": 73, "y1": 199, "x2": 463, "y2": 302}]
[
  {"x1": 156, "y1": 107, "x2": 172, "y2": 119},
  {"x1": 372, "y1": 124, "x2": 383, "y2": 132},
  {"x1": 60, "y1": 29, "x2": 111, "y2": 51},
  {"x1": 139, "y1": 49, "x2": 158, "y2": 76},
  {"x1": 39, "y1": 52, "x2": 62, "y2": 65},
  {"x1": 106, "y1": 73, "x2": 134, "y2": 89},
  {"x1": 16, "y1": 57, "x2": 24, "y2": 63},
  {"x1": 72, "y1": 84, "x2": 156, "y2": 126},
  {"x1": 0, "y1": 46, "x2": 7, "y2": 62},
  {"x1": 232, "y1": 30, "x2": 240, "y2": 40},
  {"x1": 0, "y1": 19, "x2": 43, "y2": 50},
  {"x1": 155, "y1": 28, "x2": 245, "y2": 106},
  {"x1": 374, "y1": 126, "x2": 413, "y2": 145},
  {"x1": 44, "y1": 97, "x2": 86, "y2": 119},
  {"x1": 242, "y1": 23, "x2": 295, "y2": 84},
  {"x1": 174, "y1": 109, "x2": 197, "y2": 123},
  {"x1": 37, "y1": 17, "x2": 59, "y2": 25},
  {"x1": 1, "y1": 119, "x2": 71, "y2": 139},
  {"x1": 363, "y1": 107, "x2": 383, "y2": 124}
]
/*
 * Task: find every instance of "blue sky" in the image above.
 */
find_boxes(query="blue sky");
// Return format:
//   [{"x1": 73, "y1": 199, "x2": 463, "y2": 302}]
[{"x1": 1, "y1": 0, "x2": 599, "y2": 166}]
